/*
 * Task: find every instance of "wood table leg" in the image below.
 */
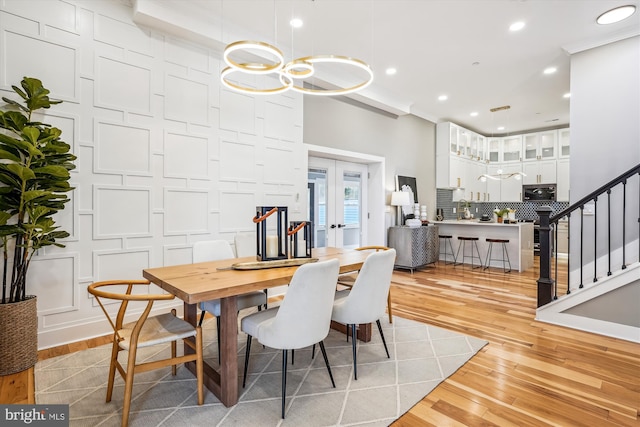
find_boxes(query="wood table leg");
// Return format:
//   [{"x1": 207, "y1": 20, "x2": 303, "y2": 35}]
[
  {"x1": 218, "y1": 295, "x2": 238, "y2": 406},
  {"x1": 183, "y1": 299, "x2": 239, "y2": 407}
]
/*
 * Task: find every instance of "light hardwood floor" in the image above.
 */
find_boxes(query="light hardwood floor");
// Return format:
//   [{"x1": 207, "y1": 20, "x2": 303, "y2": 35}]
[{"x1": 2, "y1": 259, "x2": 638, "y2": 426}]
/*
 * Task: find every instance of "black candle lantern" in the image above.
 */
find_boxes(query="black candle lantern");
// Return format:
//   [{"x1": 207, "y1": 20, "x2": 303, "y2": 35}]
[
  {"x1": 254, "y1": 206, "x2": 288, "y2": 261},
  {"x1": 289, "y1": 221, "x2": 312, "y2": 258}
]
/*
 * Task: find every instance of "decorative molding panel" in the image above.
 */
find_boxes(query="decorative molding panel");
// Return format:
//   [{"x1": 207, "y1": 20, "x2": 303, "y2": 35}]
[
  {"x1": 54, "y1": 185, "x2": 78, "y2": 241},
  {"x1": 165, "y1": 37, "x2": 209, "y2": 72},
  {"x1": 163, "y1": 245, "x2": 193, "y2": 267},
  {"x1": 95, "y1": 13, "x2": 152, "y2": 55},
  {"x1": 94, "y1": 120, "x2": 152, "y2": 175},
  {"x1": 1, "y1": 0, "x2": 78, "y2": 34},
  {"x1": 1, "y1": 31, "x2": 78, "y2": 101},
  {"x1": 164, "y1": 188, "x2": 209, "y2": 235},
  {"x1": 94, "y1": 185, "x2": 152, "y2": 238},
  {"x1": 264, "y1": 146, "x2": 295, "y2": 184},
  {"x1": 265, "y1": 101, "x2": 297, "y2": 141},
  {"x1": 93, "y1": 247, "x2": 152, "y2": 281},
  {"x1": 220, "y1": 140, "x2": 256, "y2": 182},
  {"x1": 95, "y1": 56, "x2": 151, "y2": 114},
  {"x1": 219, "y1": 191, "x2": 256, "y2": 232},
  {"x1": 164, "y1": 130, "x2": 208, "y2": 179},
  {"x1": 219, "y1": 89, "x2": 255, "y2": 133},
  {"x1": 164, "y1": 73, "x2": 209, "y2": 125},
  {"x1": 29, "y1": 253, "x2": 78, "y2": 316}
]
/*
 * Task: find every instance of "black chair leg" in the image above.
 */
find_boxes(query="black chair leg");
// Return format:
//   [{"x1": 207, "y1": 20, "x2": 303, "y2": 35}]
[
  {"x1": 198, "y1": 309, "x2": 206, "y2": 327},
  {"x1": 242, "y1": 335, "x2": 252, "y2": 388},
  {"x1": 281, "y1": 349, "x2": 288, "y2": 419},
  {"x1": 350, "y1": 323, "x2": 358, "y2": 380},
  {"x1": 291, "y1": 349, "x2": 295, "y2": 365},
  {"x1": 311, "y1": 344, "x2": 316, "y2": 359},
  {"x1": 376, "y1": 319, "x2": 390, "y2": 358},
  {"x1": 318, "y1": 341, "x2": 336, "y2": 388}
]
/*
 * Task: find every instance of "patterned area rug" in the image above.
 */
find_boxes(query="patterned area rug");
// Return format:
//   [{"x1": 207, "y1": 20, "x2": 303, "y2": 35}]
[{"x1": 35, "y1": 315, "x2": 487, "y2": 426}]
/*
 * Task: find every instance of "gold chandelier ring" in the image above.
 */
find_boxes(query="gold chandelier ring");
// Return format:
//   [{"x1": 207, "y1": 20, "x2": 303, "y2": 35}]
[
  {"x1": 223, "y1": 40, "x2": 284, "y2": 75},
  {"x1": 282, "y1": 59, "x2": 314, "y2": 78},
  {"x1": 288, "y1": 55, "x2": 374, "y2": 96},
  {"x1": 221, "y1": 66, "x2": 293, "y2": 95}
]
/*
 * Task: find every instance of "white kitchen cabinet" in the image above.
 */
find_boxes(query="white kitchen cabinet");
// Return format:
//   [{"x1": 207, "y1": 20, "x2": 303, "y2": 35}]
[
  {"x1": 502, "y1": 135, "x2": 522, "y2": 163},
  {"x1": 558, "y1": 128, "x2": 570, "y2": 158},
  {"x1": 523, "y1": 130, "x2": 557, "y2": 161},
  {"x1": 485, "y1": 164, "x2": 523, "y2": 202},
  {"x1": 449, "y1": 155, "x2": 466, "y2": 188},
  {"x1": 485, "y1": 164, "x2": 501, "y2": 202},
  {"x1": 523, "y1": 160, "x2": 556, "y2": 185},
  {"x1": 437, "y1": 122, "x2": 487, "y2": 189},
  {"x1": 500, "y1": 163, "x2": 524, "y2": 202},
  {"x1": 487, "y1": 137, "x2": 501, "y2": 163},
  {"x1": 468, "y1": 132, "x2": 479, "y2": 159},
  {"x1": 466, "y1": 160, "x2": 486, "y2": 202},
  {"x1": 556, "y1": 158, "x2": 570, "y2": 201},
  {"x1": 477, "y1": 135, "x2": 486, "y2": 162}
]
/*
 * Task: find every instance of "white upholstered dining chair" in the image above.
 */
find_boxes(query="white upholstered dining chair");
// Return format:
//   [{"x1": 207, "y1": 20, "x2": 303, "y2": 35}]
[
  {"x1": 234, "y1": 232, "x2": 268, "y2": 309},
  {"x1": 241, "y1": 258, "x2": 340, "y2": 419},
  {"x1": 233, "y1": 232, "x2": 256, "y2": 258},
  {"x1": 331, "y1": 248, "x2": 396, "y2": 380},
  {"x1": 194, "y1": 240, "x2": 267, "y2": 359},
  {"x1": 336, "y1": 245, "x2": 395, "y2": 323}
]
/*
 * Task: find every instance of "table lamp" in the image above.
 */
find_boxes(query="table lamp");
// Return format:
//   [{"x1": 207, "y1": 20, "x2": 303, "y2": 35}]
[{"x1": 390, "y1": 191, "x2": 411, "y2": 226}]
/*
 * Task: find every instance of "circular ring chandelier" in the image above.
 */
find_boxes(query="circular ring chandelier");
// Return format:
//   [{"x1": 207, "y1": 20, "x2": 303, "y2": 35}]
[{"x1": 220, "y1": 40, "x2": 374, "y2": 96}]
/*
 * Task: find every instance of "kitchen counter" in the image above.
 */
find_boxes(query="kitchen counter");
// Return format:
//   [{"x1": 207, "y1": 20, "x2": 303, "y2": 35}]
[{"x1": 433, "y1": 220, "x2": 534, "y2": 272}]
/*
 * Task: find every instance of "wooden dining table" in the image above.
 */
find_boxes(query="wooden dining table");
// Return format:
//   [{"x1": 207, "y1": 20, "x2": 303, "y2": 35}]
[{"x1": 142, "y1": 246, "x2": 370, "y2": 407}]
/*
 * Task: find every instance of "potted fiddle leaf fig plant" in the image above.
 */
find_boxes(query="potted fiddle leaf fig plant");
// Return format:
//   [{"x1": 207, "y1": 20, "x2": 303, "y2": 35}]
[{"x1": 0, "y1": 77, "x2": 76, "y2": 375}]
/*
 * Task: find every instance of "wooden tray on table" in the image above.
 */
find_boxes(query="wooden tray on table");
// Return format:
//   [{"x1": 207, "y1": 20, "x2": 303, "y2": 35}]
[{"x1": 230, "y1": 257, "x2": 319, "y2": 270}]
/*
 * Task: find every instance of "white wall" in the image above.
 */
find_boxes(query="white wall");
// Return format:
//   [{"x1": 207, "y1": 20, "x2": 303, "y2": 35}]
[
  {"x1": 569, "y1": 36, "x2": 640, "y2": 274},
  {"x1": 303, "y1": 96, "x2": 437, "y2": 225},
  {"x1": 0, "y1": 0, "x2": 308, "y2": 348},
  {"x1": 571, "y1": 36, "x2": 640, "y2": 199}
]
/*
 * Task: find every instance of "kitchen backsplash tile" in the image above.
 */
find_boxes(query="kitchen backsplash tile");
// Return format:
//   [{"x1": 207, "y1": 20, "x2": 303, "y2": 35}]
[{"x1": 436, "y1": 189, "x2": 568, "y2": 221}]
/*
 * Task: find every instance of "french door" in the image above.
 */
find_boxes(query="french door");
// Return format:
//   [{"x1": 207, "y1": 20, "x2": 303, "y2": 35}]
[{"x1": 308, "y1": 157, "x2": 368, "y2": 249}]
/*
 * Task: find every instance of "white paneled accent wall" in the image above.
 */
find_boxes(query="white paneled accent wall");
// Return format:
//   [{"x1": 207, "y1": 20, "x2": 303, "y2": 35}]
[{"x1": 0, "y1": 0, "x2": 306, "y2": 348}]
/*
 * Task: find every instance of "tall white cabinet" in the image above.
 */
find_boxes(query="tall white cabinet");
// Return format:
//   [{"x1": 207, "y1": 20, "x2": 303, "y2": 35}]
[{"x1": 436, "y1": 122, "x2": 488, "y2": 201}]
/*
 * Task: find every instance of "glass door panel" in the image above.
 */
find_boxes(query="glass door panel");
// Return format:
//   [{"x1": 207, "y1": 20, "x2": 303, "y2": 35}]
[
  {"x1": 341, "y1": 171, "x2": 362, "y2": 248},
  {"x1": 308, "y1": 157, "x2": 367, "y2": 249}
]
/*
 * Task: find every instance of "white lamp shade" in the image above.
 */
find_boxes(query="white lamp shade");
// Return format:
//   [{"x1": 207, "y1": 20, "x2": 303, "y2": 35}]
[{"x1": 390, "y1": 191, "x2": 411, "y2": 206}]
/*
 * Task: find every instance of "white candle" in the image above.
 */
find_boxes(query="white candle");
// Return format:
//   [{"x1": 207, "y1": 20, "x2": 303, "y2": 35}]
[
  {"x1": 297, "y1": 239, "x2": 306, "y2": 256},
  {"x1": 266, "y1": 235, "x2": 278, "y2": 258}
]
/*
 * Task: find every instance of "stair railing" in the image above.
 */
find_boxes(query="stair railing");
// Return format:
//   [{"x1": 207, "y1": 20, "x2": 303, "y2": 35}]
[{"x1": 537, "y1": 163, "x2": 640, "y2": 307}]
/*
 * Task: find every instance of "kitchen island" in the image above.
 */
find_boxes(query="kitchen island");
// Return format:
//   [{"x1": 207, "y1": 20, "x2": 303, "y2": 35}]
[{"x1": 433, "y1": 220, "x2": 534, "y2": 272}]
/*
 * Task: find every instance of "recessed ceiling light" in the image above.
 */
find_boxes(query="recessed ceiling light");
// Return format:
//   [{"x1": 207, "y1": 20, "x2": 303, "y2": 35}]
[
  {"x1": 543, "y1": 67, "x2": 557, "y2": 75},
  {"x1": 497, "y1": 126, "x2": 505, "y2": 131},
  {"x1": 597, "y1": 5, "x2": 636, "y2": 25},
  {"x1": 509, "y1": 21, "x2": 525, "y2": 31},
  {"x1": 438, "y1": 95, "x2": 448, "y2": 101},
  {"x1": 385, "y1": 68, "x2": 397, "y2": 75},
  {"x1": 470, "y1": 112, "x2": 478, "y2": 117},
  {"x1": 563, "y1": 93, "x2": 571, "y2": 98},
  {"x1": 290, "y1": 18, "x2": 303, "y2": 28}
]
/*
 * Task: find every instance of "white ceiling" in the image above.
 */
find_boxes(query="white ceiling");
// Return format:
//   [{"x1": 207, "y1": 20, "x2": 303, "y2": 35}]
[{"x1": 134, "y1": 0, "x2": 640, "y2": 135}]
